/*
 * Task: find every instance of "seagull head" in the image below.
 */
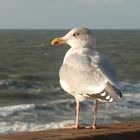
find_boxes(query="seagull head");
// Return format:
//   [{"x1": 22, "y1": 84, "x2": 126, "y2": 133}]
[{"x1": 51, "y1": 28, "x2": 96, "y2": 49}]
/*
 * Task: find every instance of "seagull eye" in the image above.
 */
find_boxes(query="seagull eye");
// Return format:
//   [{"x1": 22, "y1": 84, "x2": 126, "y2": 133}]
[{"x1": 73, "y1": 32, "x2": 79, "y2": 37}]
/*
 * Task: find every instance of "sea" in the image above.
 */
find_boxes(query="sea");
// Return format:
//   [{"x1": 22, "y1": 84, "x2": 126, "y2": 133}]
[{"x1": 0, "y1": 29, "x2": 139, "y2": 134}]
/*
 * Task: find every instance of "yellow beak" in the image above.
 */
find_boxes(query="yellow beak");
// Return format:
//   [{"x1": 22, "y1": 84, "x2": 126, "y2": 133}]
[{"x1": 51, "y1": 37, "x2": 67, "y2": 45}]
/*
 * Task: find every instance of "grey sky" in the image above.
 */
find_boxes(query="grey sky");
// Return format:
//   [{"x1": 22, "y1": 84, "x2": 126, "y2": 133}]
[{"x1": 0, "y1": 0, "x2": 140, "y2": 29}]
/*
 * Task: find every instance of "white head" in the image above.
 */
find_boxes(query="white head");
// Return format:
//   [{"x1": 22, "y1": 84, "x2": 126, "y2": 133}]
[{"x1": 51, "y1": 28, "x2": 96, "y2": 50}]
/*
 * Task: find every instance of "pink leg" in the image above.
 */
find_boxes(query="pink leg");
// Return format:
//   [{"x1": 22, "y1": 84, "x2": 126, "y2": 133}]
[
  {"x1": 75, "y1": 99, "x2": 80, "y2": 129},
  {"x1": 92, "y1": 99, "x2": 98, "y2": 129},
  {"x1": 63, "y1": 99, "x2": 80, "y2": 129}
]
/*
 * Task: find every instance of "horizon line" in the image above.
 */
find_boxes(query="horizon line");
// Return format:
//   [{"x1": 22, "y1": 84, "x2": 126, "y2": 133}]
[{"x1": 0, "y1": 28, "x2": 140, "y2": 30}]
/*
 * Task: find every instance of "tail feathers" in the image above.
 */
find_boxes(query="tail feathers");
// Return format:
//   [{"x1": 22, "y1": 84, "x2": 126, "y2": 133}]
[{"x1": 105, "y1": 82, "x2": 122, "y2": 101}]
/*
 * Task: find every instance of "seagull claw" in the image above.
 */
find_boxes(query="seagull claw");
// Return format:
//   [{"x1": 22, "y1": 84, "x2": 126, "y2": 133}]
[{"x1": 92, "y1": 124, "x2": 97, "y2": 129}]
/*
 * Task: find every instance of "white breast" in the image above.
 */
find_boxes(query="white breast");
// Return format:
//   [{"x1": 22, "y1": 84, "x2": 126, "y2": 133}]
[{"x1": 60, "y1": 80, "x2": 69, "y2": 91}]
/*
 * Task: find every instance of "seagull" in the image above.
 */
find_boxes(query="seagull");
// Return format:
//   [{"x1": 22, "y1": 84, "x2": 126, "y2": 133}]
[{"x1": 51, "y1": 28, "x2": 122, "y2": 129}]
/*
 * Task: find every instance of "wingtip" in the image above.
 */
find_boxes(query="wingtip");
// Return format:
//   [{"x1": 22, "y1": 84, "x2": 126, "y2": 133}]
[{"x1": 114, "y1": 87, "x2": 122, "y2": 98}]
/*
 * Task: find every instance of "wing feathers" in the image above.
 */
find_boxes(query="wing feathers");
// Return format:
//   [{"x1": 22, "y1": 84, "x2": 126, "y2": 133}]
[{"x1": 105, "y1": 82, "x2": 122, "y2": 101}]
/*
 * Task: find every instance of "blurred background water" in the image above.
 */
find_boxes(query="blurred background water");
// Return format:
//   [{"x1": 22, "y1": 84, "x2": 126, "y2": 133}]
[{"x1": 0, "y1": 29, "x2": 139, "y2": 134}]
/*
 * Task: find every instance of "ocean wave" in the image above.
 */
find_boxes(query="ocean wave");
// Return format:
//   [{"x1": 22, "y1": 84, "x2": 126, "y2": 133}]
[
  {"x1": 121, "y1": 82, "x2": 140, "y2": 92},
  {"x1": 0, "y1": 79, "x2": 42, "y2": 90},
  {"x1": 50, "y1": 99, "x2": 75, "y2": 105},
  {"x1": 0, "y1": 104, "x2": 35, "y2": 117},
  {"x1": 0, "y1": 120, "x2": 75, "y2": 134},
  {"x1": 0, "y1": 79, "x2": 61, "y2": 94},
  {"x1": 0, "y1": 81, "x2": 139, "y2": 134}
]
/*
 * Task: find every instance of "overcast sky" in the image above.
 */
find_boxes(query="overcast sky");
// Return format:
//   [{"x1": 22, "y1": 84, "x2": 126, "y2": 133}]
[{"x1": 0, "y1": 0, "x2": 139, "y2": 29}]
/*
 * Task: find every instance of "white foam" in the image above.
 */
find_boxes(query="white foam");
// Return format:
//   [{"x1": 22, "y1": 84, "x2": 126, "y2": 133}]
[
  {"x1": 0, "y1": 120, "x2": 75, "y2": 134},
  {"x1": 0, "y1": 104, "x2": 35, "y2": 117}
]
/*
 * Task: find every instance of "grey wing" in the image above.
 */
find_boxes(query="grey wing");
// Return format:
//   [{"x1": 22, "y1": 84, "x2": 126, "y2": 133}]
[
  {"x1": 96, "y1": 53, "x2": 119, "y2": 88},
  {"x1": 89, "y1": 52, "x2": 122, "y2": 100}
]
